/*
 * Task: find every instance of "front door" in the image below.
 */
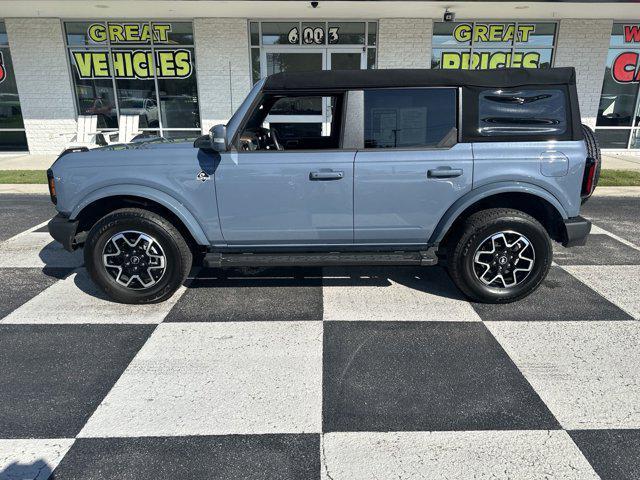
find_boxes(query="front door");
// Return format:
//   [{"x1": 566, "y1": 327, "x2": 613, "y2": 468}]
[{"x1": 215, "y1": 89, "x2": 354, "y2": 247}]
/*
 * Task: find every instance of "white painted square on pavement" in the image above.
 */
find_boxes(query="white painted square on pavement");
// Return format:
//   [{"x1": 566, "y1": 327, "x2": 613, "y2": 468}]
[
  {"x1": 322, "y1": 267, "x2": 481, "y2": 322},
  {"x1": 0, "y1": 231, "x2": 83, "y2": 269},
  {"x1": 0, "y1": 439, "x2": 74, "y2": 480},
  {"x1": 1, "y1": 269, "x2": 186, "y2": 324},
  {"x1": 563, "y1": 265, "x2": 640, "y2": 319},
  {"x1": 79, "y1": 321, "x2": 323, "y2": 437},
  {"x1": 488, "y1": 321, "x2": 640, "y2": 430},
  {"x1": 321, "y1": 431, "x2": 597, "y2": 480}
]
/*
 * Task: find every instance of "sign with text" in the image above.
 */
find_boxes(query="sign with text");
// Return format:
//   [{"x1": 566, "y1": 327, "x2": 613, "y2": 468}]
[
  {"x1": 71, "y1": 22, "x2": 193, "y2": 80},
  {"x1": 611, "y1": 24, "x2": 640, "y2": 83},
  {"x1": 439, "y1": 23, "x2": 544, "y2": 70}
]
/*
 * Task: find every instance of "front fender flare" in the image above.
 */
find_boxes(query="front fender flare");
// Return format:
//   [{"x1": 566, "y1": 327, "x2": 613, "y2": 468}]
[
  {"x1": 70, "y1": 184, "x2": 210, "y2": 246},
  {"x1": 429, "y1": 182, "x2": 569, "y2": 244}
]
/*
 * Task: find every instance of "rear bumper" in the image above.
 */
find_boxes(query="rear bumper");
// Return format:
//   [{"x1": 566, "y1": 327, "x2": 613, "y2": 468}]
[
  {"x1": 48, "y1": 214, "x2": 79, "y2": 252},
  {"x1": 562, "y1": 216, "x2": 591, "y2": 247}
]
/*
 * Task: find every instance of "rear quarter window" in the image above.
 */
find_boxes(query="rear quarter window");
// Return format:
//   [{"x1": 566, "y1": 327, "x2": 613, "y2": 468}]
[{"x1": 478, "y1": 88, "x2": 567, "y2": 137}]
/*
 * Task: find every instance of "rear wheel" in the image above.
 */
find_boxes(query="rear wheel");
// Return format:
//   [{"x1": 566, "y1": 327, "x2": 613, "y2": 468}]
[
  {"x1": 84, "y1": 208, "x2": 192, "y2": 304},
  {"x1": 447, "y1": 208, "x2": 552, "y2": 303}
]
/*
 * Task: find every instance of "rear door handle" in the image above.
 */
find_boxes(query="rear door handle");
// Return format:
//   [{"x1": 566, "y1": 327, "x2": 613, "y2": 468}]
[
  {"x1": 309, "y1": 170, "x2": 344, "y2": 180},
  {"x1": 427, "y1": 167, "x2": 463, "y2": 179}
]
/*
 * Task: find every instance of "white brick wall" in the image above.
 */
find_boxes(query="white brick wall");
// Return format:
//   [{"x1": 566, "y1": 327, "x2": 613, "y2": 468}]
[
  {"x1": 194, "y1": 18, "x2": 252, "y2": 132},
  {"x1": 554, "y1": 19, "x2": 612, "y2": 129},
  {"x1": 378, "y1": 19, "x2": 432, "y2": 69},
  {"x1": 6, "y1": 18, "x2": 77, "y2": 154}
]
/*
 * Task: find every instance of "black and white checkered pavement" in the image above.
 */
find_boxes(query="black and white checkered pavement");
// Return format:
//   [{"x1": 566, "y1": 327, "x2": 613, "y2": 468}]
[{"x1": 1, "y1": 200, "x2": 640, "y2": 479}]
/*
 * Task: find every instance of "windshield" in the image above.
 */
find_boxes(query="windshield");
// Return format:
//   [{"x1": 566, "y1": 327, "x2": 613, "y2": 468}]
[{"x1": 226, "y1": 79, "x2": 266, "y2": 141}]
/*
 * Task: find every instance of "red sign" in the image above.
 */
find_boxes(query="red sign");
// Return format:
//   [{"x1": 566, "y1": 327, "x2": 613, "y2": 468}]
[
  {"x1": 624, "y1": 24, "x2": 640, "y2": 43},
  {"x1": 0, "y1": 52, "x2": 5, "y2": 84},
  {"x1": 611, "y1": 24, "x2": 640, "y2": 83}
]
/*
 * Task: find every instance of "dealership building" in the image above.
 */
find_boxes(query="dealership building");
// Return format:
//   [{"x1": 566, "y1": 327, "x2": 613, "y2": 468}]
[{"x1": 0, "y1": 0, "x2": 639, "y2": 155}]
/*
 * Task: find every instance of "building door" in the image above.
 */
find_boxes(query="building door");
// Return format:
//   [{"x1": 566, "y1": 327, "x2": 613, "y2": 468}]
[{"x1": 260, "y1": 45, "x2": 366, "y2": 136}]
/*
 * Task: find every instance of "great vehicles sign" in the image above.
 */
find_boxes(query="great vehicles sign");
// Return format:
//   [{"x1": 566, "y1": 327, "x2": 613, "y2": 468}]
[
  {"x1": 70, "y1": 22, "x2": 193, "y2": 80},
  {"x1": 611, "y1": 24, "x2": 640, "y2": 83}
]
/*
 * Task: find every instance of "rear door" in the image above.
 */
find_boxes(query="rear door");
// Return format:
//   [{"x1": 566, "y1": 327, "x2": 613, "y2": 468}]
[{"x1": 351, "y1": 87, "x2": 473, "y2": 245}]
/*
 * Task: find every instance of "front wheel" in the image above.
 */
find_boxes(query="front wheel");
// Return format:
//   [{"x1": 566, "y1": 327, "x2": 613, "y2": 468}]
[
  {"x1": 447, "y1": 208, "x2": 552, "y2": 303},
  {"x1": 84, "y1": 208, "x2": 192, "y2": 304}
]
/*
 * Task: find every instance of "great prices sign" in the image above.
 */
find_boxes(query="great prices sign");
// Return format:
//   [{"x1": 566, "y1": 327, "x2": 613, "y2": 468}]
[
  {"x1": 70, "y1": 22, "x2": 193, "y2": 80},
  {"x1": 440, "y1": 23, "x2": 543, "y2": 69},
  {"x1": 611, "y1": 25, "x2": 640, "y2": 83}
]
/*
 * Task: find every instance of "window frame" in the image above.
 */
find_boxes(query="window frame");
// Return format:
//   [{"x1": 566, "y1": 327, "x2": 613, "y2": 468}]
[{"x1": 61, "y1": 18, "x2": 202, "y2": 137}]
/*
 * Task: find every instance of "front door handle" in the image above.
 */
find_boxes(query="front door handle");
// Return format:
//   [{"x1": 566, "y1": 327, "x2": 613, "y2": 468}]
[
  {"x1": 428, "y1": 167, "x2": 463, "y2": 179},
  {"x1": 309, "y1": 170, "x2": 344, "y2": 181}
]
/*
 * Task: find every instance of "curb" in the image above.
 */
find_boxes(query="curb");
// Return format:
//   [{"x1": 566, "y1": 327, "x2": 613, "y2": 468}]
[{"x1": 0, "y1": 184, "x2": 49, "y2": 194}]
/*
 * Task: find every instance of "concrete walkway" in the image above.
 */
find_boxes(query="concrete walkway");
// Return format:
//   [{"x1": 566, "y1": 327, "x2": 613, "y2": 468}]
[
  {"x1": 602, "y1": 153, "x2": 640, "y2": 171},
  {"x1": 0, "y1": 154, "x2": 57, "y2": 170}
]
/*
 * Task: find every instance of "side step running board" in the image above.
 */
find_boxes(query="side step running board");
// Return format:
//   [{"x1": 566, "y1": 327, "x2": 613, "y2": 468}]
[{"x1": 203, "y1": 249, "x2": 438, "y2": 268}]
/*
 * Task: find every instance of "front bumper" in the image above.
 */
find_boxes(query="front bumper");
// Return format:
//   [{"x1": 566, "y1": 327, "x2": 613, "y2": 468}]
[
  {"x1": 562, "y1": 216, "x2": 591, "y2": 247},
  {"x1": 48, "y1": 213, "x2": 79, "y2": 252}
]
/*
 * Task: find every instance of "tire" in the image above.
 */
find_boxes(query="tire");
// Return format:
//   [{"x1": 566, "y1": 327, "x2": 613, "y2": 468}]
[
  {"x1": 447, "y1": 208, "x2": 552, "y2": 303},
  {"x1": 84, "y1": 208, "x2": 192, "y2": 304},
  {"x1": 581, "y1": 124, "x2": 602, "y2": 200}
]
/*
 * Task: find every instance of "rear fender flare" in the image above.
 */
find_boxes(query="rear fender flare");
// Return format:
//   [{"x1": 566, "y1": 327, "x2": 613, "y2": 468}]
[
  {"x1": 429, "y1": 182, "x2": 568, "y2": 244},
  {"x1": 70, "y1": 184, "x2": 209, "y2": 245}
]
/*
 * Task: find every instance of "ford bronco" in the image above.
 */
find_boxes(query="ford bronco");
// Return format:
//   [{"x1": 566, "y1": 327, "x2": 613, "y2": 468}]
[{"x1": 47, "y1": 67, "x2": 599, "y2": 304}]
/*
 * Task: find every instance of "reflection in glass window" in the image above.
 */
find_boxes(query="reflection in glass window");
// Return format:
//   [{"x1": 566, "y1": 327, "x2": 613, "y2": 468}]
[
  {"x1": 432, "y1": 21, "x2": 557, "y2": 70},
  {"x1": 265, "y1": 52, "x2": 323, "y2": 75},
  {"x1": 0, "y1": 22, "x2": 28, "y2": 151},
  {"x1": 65, "y1": 21, "x2": 200, "y2": 137},
  {"x1": 478, "y1": 89, "x2": 567, "y2": 136},
  {"x1": 262, "y1": 22, "x2": 299, "y2": 45},
  {"x1": 364, "y1": 88, "x2": 457, "y2": 148},
  {"x1": 595, "y1": 128, "x2": 631, "y2": 149},
  {"x1": 328, "y1": 22, "x2": 365, "y2": 45}
]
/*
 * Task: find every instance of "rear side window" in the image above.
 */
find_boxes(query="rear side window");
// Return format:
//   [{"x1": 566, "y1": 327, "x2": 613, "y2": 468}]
[
  {"x1": 363, "y1": 88, "x2": 457, "y2": 148},
  {"x1": 478, "y1": 88, "x2": 567, "y2": 137}
]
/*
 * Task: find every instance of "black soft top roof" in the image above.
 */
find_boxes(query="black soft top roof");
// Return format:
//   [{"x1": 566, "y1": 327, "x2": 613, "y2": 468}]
[{"x1": 263, "y1": 67, "x2": 576, "y2": 92}]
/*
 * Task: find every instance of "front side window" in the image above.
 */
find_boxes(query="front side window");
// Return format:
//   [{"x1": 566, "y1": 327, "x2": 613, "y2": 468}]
[
  {"x1": 363, "y1": 88, "x2": 457, "y2": 148},
  {"x1": 0, "y1": 20, "x2": 28, "y2": 151},
  {"x1": 478, "y1": 88, "x2": 567, "y2": 137},
  {"x1": 432, "y1": 21, "x2": 556, "y2": 70},
  {"x1": 238, "y1": 93, "x2": 342, "y2": 151},
  {"x1": 595, "y1": 23, "x2": 640, "y2": 149},
  {"x1": 64, "y1": 21, "x2": 200, "y2": 138}
]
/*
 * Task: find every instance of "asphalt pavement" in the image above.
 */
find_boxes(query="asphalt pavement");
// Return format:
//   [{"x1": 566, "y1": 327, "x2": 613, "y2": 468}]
[{"x1": 0, "y1": 193, "x2": 638, "y2": 480}]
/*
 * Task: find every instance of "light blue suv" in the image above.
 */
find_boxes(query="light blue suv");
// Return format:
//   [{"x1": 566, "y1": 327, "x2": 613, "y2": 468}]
[{"x1": 47, "y1": 67, "x2": 599, "y2": 304}]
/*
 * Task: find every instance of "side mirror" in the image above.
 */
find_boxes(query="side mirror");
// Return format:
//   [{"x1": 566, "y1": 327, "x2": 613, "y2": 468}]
[
  {"x1": 193, "y1": 124, "x2": 228, "y2": 152},
  {"x1": 210, "y1": 124, "x2": 228, "y2": 152}
]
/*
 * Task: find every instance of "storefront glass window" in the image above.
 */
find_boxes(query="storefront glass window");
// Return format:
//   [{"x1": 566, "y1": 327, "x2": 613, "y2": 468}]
[
  {"x1": 595, "y1": 23, "x2": 640, "y2": 149},
  {"x1": 64, "y1": 21, "x2": 200, "y2": 137},
  {"x1": 249, "y1": 20, "x2": 377, "y2": 85},
  {"x1": 0, "y1": 21, "x2": 28, "y2": 151},
  {"x1": 431, "y1": 21, "x2": 557, "y2": 70}
]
